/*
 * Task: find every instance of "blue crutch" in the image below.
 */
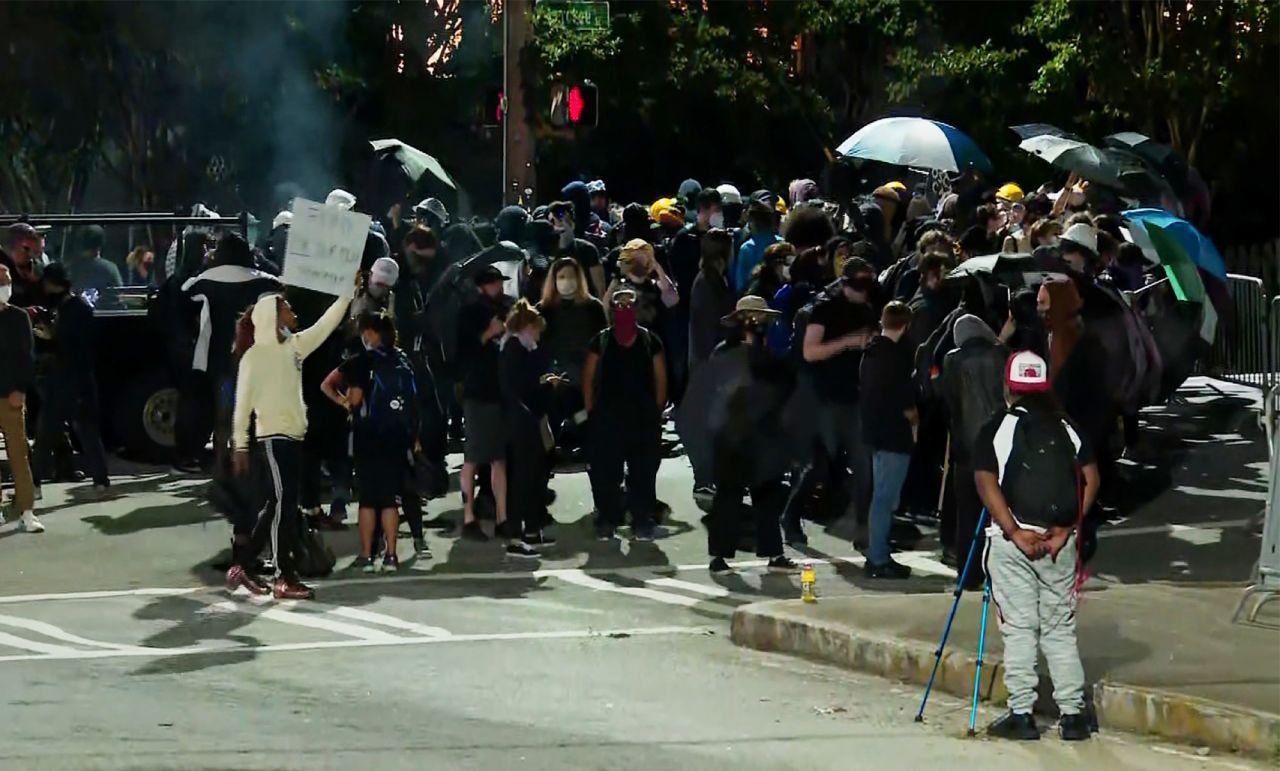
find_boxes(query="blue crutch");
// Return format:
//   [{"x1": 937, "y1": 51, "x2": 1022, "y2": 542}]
[
  {"x1": 914, "y1": 507, "x2": 988, "y2": 723},
  {"x1": 967, "y1": 576, "x2": 993, "y2": 735}
]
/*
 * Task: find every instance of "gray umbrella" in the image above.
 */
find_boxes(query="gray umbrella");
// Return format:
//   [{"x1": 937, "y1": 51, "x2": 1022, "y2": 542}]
[{"x1": 1017, "y1": 134, "x2": 1142, "y2": 188}]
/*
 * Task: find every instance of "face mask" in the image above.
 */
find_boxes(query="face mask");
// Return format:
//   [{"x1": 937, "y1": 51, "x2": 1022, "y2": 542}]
[
  {"x1": 612, "y1": 306, "x2": 638, "y2": 346},
  {"x1": 279, "y1": 326, "x2": 294, "y2": 339},
  {"x1": 517, "y1": 329, "x2": 538, "y2": 350},
  {"x1": 369, "y1": 284, "x2": 389, "y2": 300},
  {"x1": 0, "y1": 285, "x2": 10, "y2": 305},
  {"x1": 556, "y1": 276, "x2": 578, "y2": 297},
  {"x1": 708, "y1": 212, "x2": 724, "y2": 229},
  {"x1": 361, "y1": 336, "x2": 376, "y2": 351}
]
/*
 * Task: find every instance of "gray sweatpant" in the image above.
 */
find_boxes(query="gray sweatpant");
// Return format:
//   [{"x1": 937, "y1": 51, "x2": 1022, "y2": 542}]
[{"x1": 985, "y1": 531, "x2": 1085, "y2": 716}]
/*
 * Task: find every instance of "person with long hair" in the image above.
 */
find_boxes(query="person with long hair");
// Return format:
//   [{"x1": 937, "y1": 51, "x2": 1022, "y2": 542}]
[
  {"x1": 537, "y1": 257, "x2": 607, "y2": 453},
  {"x1": 746, "y1": 242, "x2": 793, "y2": 307},
  {"x1": 499, "y1": 299, "x2": 562, "y2": 556}
]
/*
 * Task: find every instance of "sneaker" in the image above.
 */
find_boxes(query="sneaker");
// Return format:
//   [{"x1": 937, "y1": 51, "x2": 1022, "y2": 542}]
[
  {"x1": 0, "y1": 511, "x2": 5, "y2": 526},
  {"x1": 413, "y1": 538, "x2": 432, "y2": 558},
  {"x1": 783, "y1": 524, "x2": 808, "y2": 547},
  {"x1": 987, "y1": 711, "x2": 1039, "y2": 741},
  {"x1": 523, "y1": 531, "x2": 557, "y2": 547},
  {"x1": 170, "y1": 460, "x2": 204, "y2": 475},
  {"x1": 1058, "y1": 713, "x2": 1091, "y2": 741},
  {"x1": 505, "y1": 541, "x2": 540, "y2": 559},
  {"x1": 20, "y1": 511, "x2": 44, "y2": 534},
  {"x1": 272, "y1": 578, "x2": 316, "y2": 601},
  {"x1": 381, "y1": 554, "x2": 401, "y2": 573},
  {"x1": 767, "y1": 556, "x2": 800, "y2": 574},
  {"x1": 460, "y1": 521, "x2": 489, "y2": 542},
  {"x1": 631, "y1": 525, "x2": 665, "y2": 542},
  {"x1": 594, "y1": 523, "x2": 617, "y2": 542},
  {"x1": 864, "y1": 558, "x2": 912, "y2": 579},
  {"x1": 92, "y1": 482, "x2": 110, "y2": 494},
  {"x1": 351, "y1": 556, "x2": 376, "y2": 574},
  {"x1": 692, "y1": 485, "x2": 715, "y2": 501},
  {"x1": 225, "y1": 565, "x2": 270, "y2": 596},
  {"x1": 301, "y1": 506, "x2": 323, "y2": 518},
  {"x1": 709, "y1": 557, "x2": 734, "y2": 576}
]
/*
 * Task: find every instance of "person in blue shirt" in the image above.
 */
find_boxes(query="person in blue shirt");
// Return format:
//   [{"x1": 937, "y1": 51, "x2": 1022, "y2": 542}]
[{"x1": 732, "y1": 198, "x2": 782, "y2": 294}]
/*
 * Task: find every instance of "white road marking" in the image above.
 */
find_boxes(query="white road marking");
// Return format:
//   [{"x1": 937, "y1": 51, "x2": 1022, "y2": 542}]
[
  {"x1": 0, "y1": 587, "x2": 198, "y2": 605},
  {"x1": 554, "y1": 570, "x2": 703, "y2": 607},
  {"x1": 1172, "y1": 485, "x2": 1266, "y2": 501},
  {"x1": 255, "y1": 605, "x2": 403, "y2": 642},
  {"x1": 0, "y1": 613, "x2": 148, "y2": 652},
  {"x1": 0, "y1": 630, "x2": 80, "y2": 656},
  {"x1": 0, "y1": 625, "x2": 713, "y2": 664},
  {"x1": 325, "y1": 606, "x2": 451, "y2": 638},
  {"x1": 1166, "y1": 524, "x2": 1224, "y2": 546},
  {"x1": 895, "y1": 552, "x2": 958, "y2": 579},
  {"x1": 645, "y1": 578, "x2": 732, "y2": 597},
  {"x1": 1098, "y1": 517, "x2": 1254, "y2": 539}
]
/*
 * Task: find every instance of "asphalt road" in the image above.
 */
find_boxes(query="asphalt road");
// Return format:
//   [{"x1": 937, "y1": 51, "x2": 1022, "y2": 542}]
[{"x1": 0, "y1": 377, "x2": 1267, "y2": 770}]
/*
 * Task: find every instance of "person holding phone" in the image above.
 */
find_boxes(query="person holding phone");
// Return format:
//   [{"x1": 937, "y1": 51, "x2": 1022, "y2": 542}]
[{"x1": 800, "y1": 255, "x2": 882, "y2": 541}]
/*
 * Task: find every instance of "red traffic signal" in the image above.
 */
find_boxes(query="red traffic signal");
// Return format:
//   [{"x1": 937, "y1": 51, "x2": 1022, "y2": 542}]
[{"x1": 549, "y1": 81, "x2": 598, "y2": 127}]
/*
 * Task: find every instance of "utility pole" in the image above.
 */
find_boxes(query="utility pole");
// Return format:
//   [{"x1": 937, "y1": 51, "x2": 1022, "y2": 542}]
[{"x1": 502, "y1": 0, "x2": 536, "y2": 207}]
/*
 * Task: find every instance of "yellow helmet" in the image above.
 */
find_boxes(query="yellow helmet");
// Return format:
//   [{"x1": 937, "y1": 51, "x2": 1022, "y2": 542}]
[
  {"x1": 996, "y1": 183, "x2": 1025, "y2": 202},
  {"x1": 887, "y1": 180, "x2": 907, "y2": 192}
]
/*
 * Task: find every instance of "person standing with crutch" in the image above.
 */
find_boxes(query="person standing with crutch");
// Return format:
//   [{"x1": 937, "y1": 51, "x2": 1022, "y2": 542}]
[{"x1": 970, "y1": 350, "x2": 1100, "y2": 742}]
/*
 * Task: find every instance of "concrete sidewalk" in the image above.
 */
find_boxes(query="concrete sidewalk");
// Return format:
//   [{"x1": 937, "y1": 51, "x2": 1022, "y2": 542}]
[{"x1": 732, "y1": 583, "x2": 1280, "y2": 757}]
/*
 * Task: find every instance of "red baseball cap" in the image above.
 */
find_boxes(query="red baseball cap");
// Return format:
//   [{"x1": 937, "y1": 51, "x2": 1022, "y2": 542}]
[{"x1": 1005, "y1": 350, "x2": 1051, "y2": 393}]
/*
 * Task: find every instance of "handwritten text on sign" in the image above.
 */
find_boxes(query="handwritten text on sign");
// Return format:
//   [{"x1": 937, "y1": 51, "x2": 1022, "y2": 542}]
[{"x1": 282, "y1": 198, "x2": 372, "y2": 297}]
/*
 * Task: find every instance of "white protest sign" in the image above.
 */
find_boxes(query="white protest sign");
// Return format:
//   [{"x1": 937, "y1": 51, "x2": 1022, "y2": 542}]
[{"x1": 282, "y1": 198, "x2": 372, "y2": 297}]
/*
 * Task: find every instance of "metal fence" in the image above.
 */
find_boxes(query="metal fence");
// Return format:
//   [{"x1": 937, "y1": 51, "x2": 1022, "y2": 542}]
[
  {"x1": 1233, "y1": 384, "x2": 1280, "y2": 626},
  {"x1": 1205, "y1": 275, "x2": 1277, "y2": 392}
]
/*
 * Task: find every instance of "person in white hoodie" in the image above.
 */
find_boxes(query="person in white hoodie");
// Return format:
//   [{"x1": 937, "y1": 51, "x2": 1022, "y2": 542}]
[{"x1": 231, "y1": 288, "x2": 351, "y2": 600}]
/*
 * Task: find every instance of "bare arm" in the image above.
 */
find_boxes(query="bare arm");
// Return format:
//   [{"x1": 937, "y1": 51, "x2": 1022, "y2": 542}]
[
  {"x1": 294, "y1": 293, "x2": 352, "y2": 358},
  {"x1": 581, "y1": 350, "x2": 599, "y2": 413},
  {"x1": 1080, "y1": 461, "x2": 1100, "y2": 513},
  {"x1": 976, "y1": 469, "x2": 1045, "y2": 560},
  {"x1": 653, "y1": 352, "x2": 668, "y2": 411},
  {"x1": 802, "y1": 323, "x2": 867, "y2": 363},
  {"x1": 320, "y1": 367, "x2": 349, "y2": 410},
  {"x1": 590, "y1": 265, "x2": 607, "y2": 299},
  {"x1": 654, "y1": 266, "x2": 679, "y2": 308}
]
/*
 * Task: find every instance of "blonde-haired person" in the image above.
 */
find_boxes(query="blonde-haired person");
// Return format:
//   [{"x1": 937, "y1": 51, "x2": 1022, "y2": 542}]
[
  {"x1": 125, "y1": 245, "x2": 156, "y2": 286},
  {"x1": 537, "y1": 257, "x2": 607, "y2": 386},
  {"x1": 603, "y1": 239, "x2": 678, "y2": 330},
  {"x1": 499, "y1": 299, "x2": 561, "y2": 556}
]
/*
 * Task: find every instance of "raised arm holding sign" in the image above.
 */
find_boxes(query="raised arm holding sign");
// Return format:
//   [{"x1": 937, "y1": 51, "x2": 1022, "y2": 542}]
[{"x1": 282, "y1": 198, "x2": 372, "y2": 298}]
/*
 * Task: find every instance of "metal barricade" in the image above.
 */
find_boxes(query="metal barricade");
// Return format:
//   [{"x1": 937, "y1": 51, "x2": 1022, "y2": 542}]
[
  {"x1": 1207, "y1": 275, "x2": 1275, "y2": 391},
  {"x1": 1234, "y1": 383, "x2": 1280, "y2": 626}
]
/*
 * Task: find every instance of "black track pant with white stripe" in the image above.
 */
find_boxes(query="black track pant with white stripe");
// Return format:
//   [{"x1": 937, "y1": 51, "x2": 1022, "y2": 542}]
[{"x1": 248, "y1": 437, "x2": 303, "y2": 580}]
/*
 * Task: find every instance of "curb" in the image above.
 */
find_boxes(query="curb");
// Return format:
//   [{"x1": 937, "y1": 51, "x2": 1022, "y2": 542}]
[{"x1": 730, "y1": 602, "x2": 1280, "y2": 757}]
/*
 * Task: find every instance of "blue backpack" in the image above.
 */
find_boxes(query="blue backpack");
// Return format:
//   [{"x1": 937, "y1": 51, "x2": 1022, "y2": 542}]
[{"x1": 357, "y1": 349, "x2": 418, "y2": 443}]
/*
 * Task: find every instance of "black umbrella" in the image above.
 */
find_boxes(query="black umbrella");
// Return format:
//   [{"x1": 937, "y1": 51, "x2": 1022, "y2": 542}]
[{"x1": 1009, "y1": 123, "x2": 1085, "y2": 142}]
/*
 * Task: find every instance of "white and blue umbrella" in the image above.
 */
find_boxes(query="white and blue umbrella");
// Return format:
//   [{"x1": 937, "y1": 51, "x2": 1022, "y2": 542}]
[{"x1": 837, "y1": 117, "x2": 992, "y2": 173}]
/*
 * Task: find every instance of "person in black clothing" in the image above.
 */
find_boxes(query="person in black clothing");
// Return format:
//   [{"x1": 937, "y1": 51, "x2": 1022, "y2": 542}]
[
  {"x1": 941, "y1": 314, "x2": 1008, "y2": 589},
  {"x1": 499, "y1": 300, "x2": 562, "y2": 558},
  {"x1": 582, "y1": 288, "x2": 668, "y2": 541},
  {"x1": 2, "y1": 223, "x2": 46, "y2": 309},
  {"x1": 180, "y1": 233, "x2": 283, "y2": 476},
  {"x1": 666, "y1": 188, "x2": 723, "y2": 398},
  {"x1": 31, "y1": 263, "x2": 109, "y2": 490},
  {"x1": 705, "y1": 295, "x2": 801, "y2": 576},
  {"x1": 687, "y1": 229, "x2": 735, "y2": 377},
  {"x1": 899, "y1": 251, "x2": 955, "y2": 519},
  {"x1": 906, "y1": 253, "x2": 951, "y2": 352},
  {"x1": 0, "y1": 264, "x2": 40, "y2": 531},
  {"x1": 536, "y1": 257, "x2": 607, "y2": 453},
  {"x1": 457, "y1": 265, "x2": 511, "y2": 540},
  {"x1": 321, "y1": 311, "x2": 419, "y2": 572},
  {"x1": 859, "y1": 301, "x2": 917, "y2": 578},
  {"x1": 799, "y1": 257, "x2": 880, "y2": 538},
  {"x1": 746, "y1": 241, "x2": 793, "y2": 307}
]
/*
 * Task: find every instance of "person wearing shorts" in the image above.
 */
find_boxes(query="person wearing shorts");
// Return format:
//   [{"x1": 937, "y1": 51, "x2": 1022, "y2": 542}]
[{"x1": 457, "y1": 266, "x2": 511, "y2": 541}]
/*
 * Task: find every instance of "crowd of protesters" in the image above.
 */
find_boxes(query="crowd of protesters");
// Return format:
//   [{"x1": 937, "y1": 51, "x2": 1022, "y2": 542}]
[{"x1": 1, "y1": 173, "x2": 1138, "y2": 605}]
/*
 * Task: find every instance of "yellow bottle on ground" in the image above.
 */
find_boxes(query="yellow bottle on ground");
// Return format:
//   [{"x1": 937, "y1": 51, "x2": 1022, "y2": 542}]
[{"x1": 800, "y1": 562, "x2": 817, "y2": 603}]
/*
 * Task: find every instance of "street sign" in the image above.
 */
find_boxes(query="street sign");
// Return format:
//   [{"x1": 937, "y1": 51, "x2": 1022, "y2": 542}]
[{"x1": 560, "y1": 0, "x2": 609, "y2": 30}]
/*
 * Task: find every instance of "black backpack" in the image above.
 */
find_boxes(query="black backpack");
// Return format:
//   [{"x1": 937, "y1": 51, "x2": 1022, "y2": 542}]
[
  {"x1": 294, "y1": 520, "x2": 337, "y2": 578},
  {"x1": 787, "y1": 281, "x2": 842, "y2": 366},
  {"x1": 1000, "y1": 406, "x2": 1082, "y2": 529},
  {"x1": 356, "y1": 349, "x2": 418, "y2": 443}
]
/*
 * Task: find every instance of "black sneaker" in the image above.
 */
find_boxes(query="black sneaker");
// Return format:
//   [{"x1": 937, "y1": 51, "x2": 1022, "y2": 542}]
[
  {"x1": 767, "y1": 556, "x2": 800, "y2": 573},
  {"x1": 523, "y1": 531, "x2": 557, "y2": 547},
  {"x1": 631, "y1": 525, "x2": 665, "y2": 542},
  {"x1": 709, "y1": 557, "x2": 734, "y2": 576},
  {"x1": 987, "y1": 711, "x2": 1039, "y2": 741},
  {"x1": 461, "y1": 521, "x2": 489, "y2": 542},
  {"x1": 381, "y1": 554, "x2": 401, "y2": 573},
  {"x1": 595, "y1": 523, "x2": 617, "y2": 541},
  {"x1": 506, "y1": 541, "x2": 540, "y2": 559},
  {"x1": 864, "y1": 559, "x2": 912, "y2": 580},
  {"x1": 1058, "y1": 713, "x2": 1090, "y2": 741},
  {"x1": 413, "y1": 538, "x2": 432, "y2": 559}
]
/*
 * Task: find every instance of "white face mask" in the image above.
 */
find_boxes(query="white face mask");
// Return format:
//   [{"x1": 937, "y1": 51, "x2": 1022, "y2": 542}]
[
  {"x1": 708, "y1": 212, "x2": 724, "y2": 229},
  {"x1": 556, "y1": 276, "x2": 578, "y2": 297},
  {"x1": 0, "y1": 285, "x2": 11, "y2": 305}
]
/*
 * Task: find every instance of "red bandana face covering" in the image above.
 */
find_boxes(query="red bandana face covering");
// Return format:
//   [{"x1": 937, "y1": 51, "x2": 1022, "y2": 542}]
[{"x1": 612, "y1": 306, "x2": 638, "y2": 346}]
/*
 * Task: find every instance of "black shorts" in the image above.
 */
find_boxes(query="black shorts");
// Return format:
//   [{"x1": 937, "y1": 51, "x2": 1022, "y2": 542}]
[
  {"x1": 354, "y1": 438, "x2": 408, "y2": 510},
  {"x1": 463, "y1": 400, "x2": 506, "y2": 464}
]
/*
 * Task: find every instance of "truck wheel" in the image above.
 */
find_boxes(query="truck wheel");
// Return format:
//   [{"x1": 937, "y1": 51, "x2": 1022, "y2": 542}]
[{"x1": 114, "y1": 371, "x2": 178, "y2": 462}]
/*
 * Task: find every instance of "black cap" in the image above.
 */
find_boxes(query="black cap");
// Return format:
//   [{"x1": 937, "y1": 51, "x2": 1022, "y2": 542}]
[
  {"x1": 42, "y1": 261, "x2": 71, "y2": 289},
  {"x1": 474, "y1": 265, "x2": 508, "y2": 286},
  {"x1": 7, "y1": 222, "x2": 38, "y2": 242},
  {"x1": 841, "y1": 255, "x2": 874, "y2": 281}
]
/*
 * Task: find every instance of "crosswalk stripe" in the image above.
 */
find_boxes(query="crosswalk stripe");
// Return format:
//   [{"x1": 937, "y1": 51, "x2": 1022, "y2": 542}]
[
  {"x1": 555, "y1": 570, "x2": 702, "y2": 607},
  {"x1": 0, "y1": 630, "x2": 79, "y2": 655},
  {"x1": 644, "y1": 578, "x2": 732, "y2": 598},
  {"x1": 0, "y1": 613, "x2": 147, "y2": 652},
  {"x1": 257, "y1": 605, "x2": 403, "y2": 641},
  {"x1": 325, "y1": 607, "x2": 451, "y2": 638}
]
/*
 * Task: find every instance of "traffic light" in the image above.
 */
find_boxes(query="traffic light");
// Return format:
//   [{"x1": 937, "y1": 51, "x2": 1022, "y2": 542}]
[
  {"x1": 482, "y1": 87, "x2": 504, "y2": 127},
  {"x1": 549, "y1": 80, "x2": 598, "y2": 128}
]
